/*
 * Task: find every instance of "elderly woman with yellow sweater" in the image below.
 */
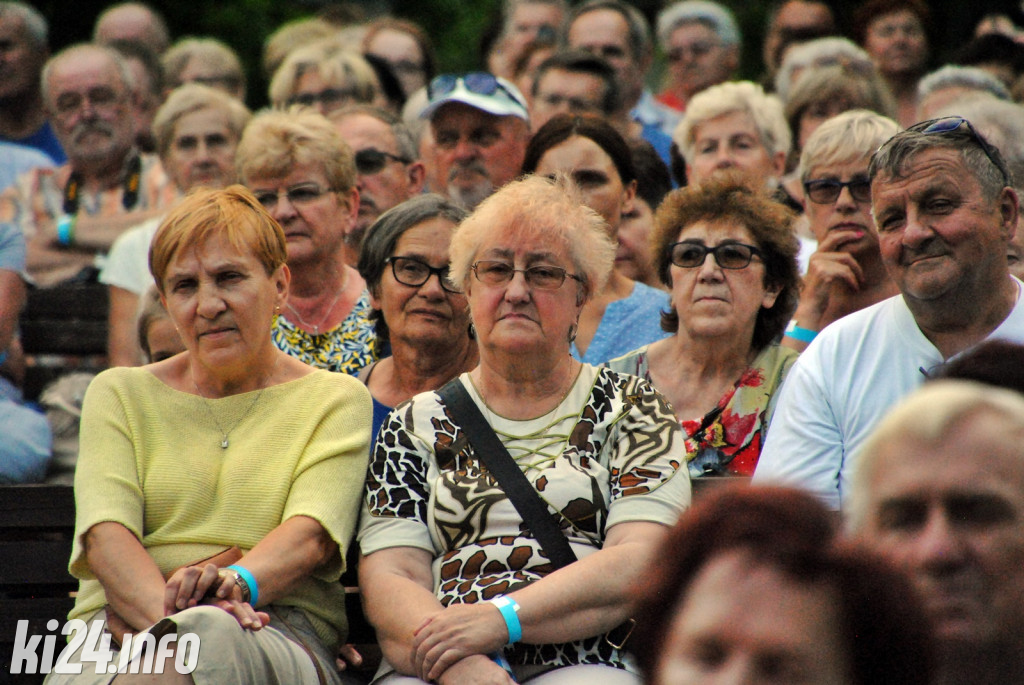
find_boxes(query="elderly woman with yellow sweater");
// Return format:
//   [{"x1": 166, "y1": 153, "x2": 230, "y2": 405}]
[{"x1": 47, "y1": 187, "x2": 371, "y2": 684}]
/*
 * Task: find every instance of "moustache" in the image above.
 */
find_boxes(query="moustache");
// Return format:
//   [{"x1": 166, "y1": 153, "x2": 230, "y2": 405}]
[
  {"x1": 448, "y1": 159, "x2": 489, "y2": 182},
  {"x1": 71, "y1": 121, "x2": 115, "y2": 143}
]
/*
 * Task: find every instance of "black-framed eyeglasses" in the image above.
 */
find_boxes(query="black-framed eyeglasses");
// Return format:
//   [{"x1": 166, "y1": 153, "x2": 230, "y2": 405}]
[
  {"x1": 252, "y1": 183, "x2": 333, "y2": 209},
  {"x1": 669, "y1": 241, "x2": 763, "y2": 270},
  {"x1": 287, "y1": 88, "x2": 356, "y2": 109},
  {"x1": 803, "y1": 178, "x2": 872, "y2": 204},
  {"x1": 387, "y1": 256, "x2": 461, "y2": 293},
  {"x1": 912, "y1": 116, "x2": 1010, "y2": 186},
  {"x1": 428, "y1": 72, "x2": 522, "y2": 105},
  {"x1": 355, "y1": 148, "x2": 409, "y2": 175},
  {"x1": 471, "y1": 260, "x2": 582, "y2": 290}
]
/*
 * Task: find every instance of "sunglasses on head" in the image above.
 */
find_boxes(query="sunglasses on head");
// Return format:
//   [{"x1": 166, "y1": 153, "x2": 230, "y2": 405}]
[
  {"x1": 911, "y1": 116, "x2": 1010, "y2": 186},
  {"x1": 428, "y1": 72, "x2": 521, "y2": 104}
]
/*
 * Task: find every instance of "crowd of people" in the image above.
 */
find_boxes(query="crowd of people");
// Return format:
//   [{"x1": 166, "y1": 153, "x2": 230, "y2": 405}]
[{"x1": 1, "y1": 0, "x2": 1024, "y2": 683}]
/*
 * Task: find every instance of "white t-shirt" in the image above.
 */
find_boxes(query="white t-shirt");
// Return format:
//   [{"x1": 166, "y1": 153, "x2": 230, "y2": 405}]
[
  {"x1": 99, "y1": 216, "x2": 161, "y2": 294},
  {"x1": 753, "y1": 280, "x2": 1024, "y2": 510}
]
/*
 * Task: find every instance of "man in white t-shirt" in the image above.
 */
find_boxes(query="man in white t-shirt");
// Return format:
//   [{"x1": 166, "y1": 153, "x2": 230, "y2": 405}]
[{"x1": 753, "y1": 116, "x2": 1024, "y2": 510}]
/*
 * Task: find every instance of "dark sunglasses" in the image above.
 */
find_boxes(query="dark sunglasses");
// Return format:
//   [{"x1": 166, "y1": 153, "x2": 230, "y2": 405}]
[
  {"x1": 669, "y1": 241, "x2": 762, "y2": 270},
  {"x1": 355, "y1": 148, "x2": 409, "y2": 175},
  {"x1": 428, "y1": 72, "x2": 521, "y2": 104},
  {"x1": 912, "y1": 116, "x2": 1010, "y2": 186},
  {"x1": 803, "y1": 178, "x2": 872, "y2": 204}
]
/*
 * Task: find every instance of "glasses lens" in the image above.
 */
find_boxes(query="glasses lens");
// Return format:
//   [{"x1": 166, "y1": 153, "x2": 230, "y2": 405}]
[
  {"x1": 428, "y1": 74, "x2": 458, "y2": 99},
  {"x1": 805, "y1": 180, "x2": 841, "y2": 204},
  {"x1": 848, "y1": 180, "x2": 872, "y2": 203},
  {"x1": 475, "y1": 261, "x2": 514, "y2": 285},
  {"x1": 715, "y1": 244, "x2": 754, "y2": 269},
  {"x1": 525, "y1": 266, "x2": 566, "y2": 289},
  {"x1": 355, "y1": 149, "x2": 388, "y2": 174},
  {"x1": 287, "y1": 186, "x2": 324, "y2": 204},
  {"x1": 392, "y1": 257, "x2": 429, "y2": 286},
  {"x1": 463, "y1": 72, "x2": 499, "y2": 96},
  {"x1": 921, "y1": 117, "x2": 964, "y2": 135},
  {"x1": 671, "y1": 243, "x2": 708, "y2": 268},
  {"x1": 254, "y1": 192, "x2": 277, "y2": 208}
]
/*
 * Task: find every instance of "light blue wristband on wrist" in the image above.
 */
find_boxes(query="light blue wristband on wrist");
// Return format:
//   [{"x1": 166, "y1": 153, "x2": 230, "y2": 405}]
[
  {"x1": 785, "y1": 321, "x2": 818, "y2": 344},
  {"x1": 225, "y1": 564, "x2": 259, "y2": 606},
  {"x1": 489, "y1": 595, "x2": 522, "y2": 645}
]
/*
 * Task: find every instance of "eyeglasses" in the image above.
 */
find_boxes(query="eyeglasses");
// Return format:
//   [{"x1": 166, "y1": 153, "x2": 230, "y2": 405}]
[
  {"x1": 669, "y1": 241, "x2": 763, "y2": 270},
  {"x1": 803, "y1": 178, "x2": 872, "y2": 204},
  {"x1": 428, "y1": 72, "x2": 522, "y2": 105},
  {"x1": 252, "y1": 183, "x2": 333, "y2": 209},
  {"x1": 913, "y1": 116, "x2": 1010, "y2": 186},
  {"x1": 52, "y1": 86, "x2": 125, "y2": 117},
  {"x1": 287, "y1": 88, "x2": 357, "y2": 110},
  {"x1": 355, "y1": 148, "x2": 410, "y2": 175},
  {"x1": 387, "y1": 256, "x2": 461, "y2": 293},
  {"x1": 471, "y1": 260, "x2": 582, "y2": 290}
]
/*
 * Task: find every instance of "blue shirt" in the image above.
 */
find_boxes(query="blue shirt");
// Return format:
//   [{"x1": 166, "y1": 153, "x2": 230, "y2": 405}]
[{"x1": 572, "y1": 281, "x2": 671, "y2": 365}]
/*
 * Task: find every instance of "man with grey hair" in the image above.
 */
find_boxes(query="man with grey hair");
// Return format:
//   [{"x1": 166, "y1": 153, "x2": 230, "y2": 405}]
[
  {"x1": 0, "y1": 2, "x2": 63, "y2": 163},
  {"x1": 419, "y1": 72, "x2": 530, "y2": 211},
  {"x1": 655, "y1": 0, "x2": 740, "y2": 111},
  {"x1": 330, "y1": 105, "x2": 426, "y2": 264},
  {"x1": 848, "y1": 379, "x2": 1024, "y2": 685},
  {"x1": 754, "y1": 116, "x2": 1024, "y2": 510},
  {"x1": 917, "y1": 65, "x2": 1011, "y2": 121},
  {"x1": 92, "y1": 2, "x2": 171, "y2": 56},
  {"x1": 0, "y1": 43, "x2": 175, "y2": 286},
  {"x1": 565, "y1": 0, "x2": 679, "y2": 140},
  {"x1": 492, "y1": 0, "x2": 566, "y2": 79}
]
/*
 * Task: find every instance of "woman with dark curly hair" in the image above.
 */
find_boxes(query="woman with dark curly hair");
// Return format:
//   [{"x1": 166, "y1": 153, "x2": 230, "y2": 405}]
[
  {"x1": 605, "y1": 176, "x2": 800, "y2": 478},
  {"x1": 632, "y1": 486, "x2": 935, "y2": 685}
]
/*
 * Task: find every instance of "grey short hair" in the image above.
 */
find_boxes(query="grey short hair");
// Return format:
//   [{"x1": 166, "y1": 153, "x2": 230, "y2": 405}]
[
  {"x1": 674, "y1": 80, "x2": 791, "y2": 161},
  {"x1": 41, "y1": 43, "x2": 136, "y2": 106},
  {"x1": 799, "y1": 109, "x2": 900, "y2": 182},
  {"x1": 329, "y1": 104, "x2": 418, "y2": 162},
  {"x1": 775, "y1": 37, "x2": 872, "y2": 101},
  {"x1": 847, "y1": 380, "x2": 1024, "y2": 531},
  {"x1": 869, "y1": 117, "x2": 1010, "y2": 201},
  {"x1": 930, "y1": 95, "x2": 1024, "y2": 190},
  {"x1": 917, "y1": 65, "x2": 1011, "y2": 102},
  {"x1": 566, "y1": 0, "x2": 653, "y2": 61},
  {"x1": 657, "y1": 1, "x2": 740, "y2": 48},
  {"x1": 0, "y1": 2, "x2": 47, "y2": 48}
]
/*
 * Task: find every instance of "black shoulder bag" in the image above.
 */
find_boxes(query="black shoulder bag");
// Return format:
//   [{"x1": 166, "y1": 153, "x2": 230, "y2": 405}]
[{"x1": 437, "y1": 378, "x2": 634, "y2": 648}]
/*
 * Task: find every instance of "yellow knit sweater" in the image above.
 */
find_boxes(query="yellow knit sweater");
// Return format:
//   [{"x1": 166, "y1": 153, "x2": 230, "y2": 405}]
[{"x1": 69, "y1": 366, "x2": 371, "y2": 651}]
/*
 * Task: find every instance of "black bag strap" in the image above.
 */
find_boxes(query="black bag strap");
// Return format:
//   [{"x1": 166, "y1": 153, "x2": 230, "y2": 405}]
[{"x1": 438, "y1": 378, "x2": 578, "y2": 570}]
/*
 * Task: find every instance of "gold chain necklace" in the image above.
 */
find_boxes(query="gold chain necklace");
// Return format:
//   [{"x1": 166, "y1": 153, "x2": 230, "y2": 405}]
[{"x1": 192, "y1": 359, "x2": 278, "y2": 449}]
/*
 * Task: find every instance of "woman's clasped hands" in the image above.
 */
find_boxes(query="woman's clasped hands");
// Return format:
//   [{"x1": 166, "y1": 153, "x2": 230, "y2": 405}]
[
  {"x1": 412, "y1": 602, "x2": 516, "y2": 684},
  {"x1": 162, "y1": 562, "x2": 270, "y2": 631}
]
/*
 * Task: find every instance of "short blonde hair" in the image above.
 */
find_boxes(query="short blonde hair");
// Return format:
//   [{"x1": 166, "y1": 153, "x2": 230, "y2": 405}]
[
  {"x1": 149, "y1": 185, "x2": 287, "y2": 292},
  {"x1": 798, "y1": 109, "x2": 900, "y2": 182},
  {"x1": 262, "y1": 17, "x2": 335, "y2": 78},
  {"x1": 449, "y1": 173, "x2": 614, "y2": 302},
  {"x1": 234, "y1": 107, "x2": 356, "y2": 194},
  {"x1": 268, "y1": 38, "x2": 378, "y2": 107},
  {"x1": 673, "y1": 81, "x2": 790, "y2": 162},
  {"x1": 161, "y1": 37, "x2": 245, "y2": 98},
  {"x1": 152, "y1": 83, "x2": 251, "y2": 159},
  {"x1": 847, "y1": 380, "x2": 1024, "y2": 530}
]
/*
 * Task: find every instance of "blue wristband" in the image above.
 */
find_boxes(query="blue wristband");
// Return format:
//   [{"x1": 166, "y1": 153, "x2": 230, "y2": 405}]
[
  {"x1": 489, "y1": 595, "x2": 522, "y2": 644},
  {"x1": 225, "y1": 564, "x2": 259, "y2": 606},
  {"x1": 56, "y1": 215, "x2": 75, "y2": 246},
  {"x1": 785, "y1": 322, "x2": 818, "y2": 344}
]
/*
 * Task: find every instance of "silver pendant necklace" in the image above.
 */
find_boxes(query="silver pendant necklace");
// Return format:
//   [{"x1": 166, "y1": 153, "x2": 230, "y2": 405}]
[
  {"x1": 284, "y1": 278, "x2": 346, "y2": 335},
  {"x1": 192, "y1": 360, "x2": 277, "y2": 449}
]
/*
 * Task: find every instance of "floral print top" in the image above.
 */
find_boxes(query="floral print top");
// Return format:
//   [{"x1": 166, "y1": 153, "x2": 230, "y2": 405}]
[
  {"x1": 604, "y1": 343, "x2": 797, "y2": 478},
  {"x1": 272, "y1": 289, "x2": 378, "y2": 376}
]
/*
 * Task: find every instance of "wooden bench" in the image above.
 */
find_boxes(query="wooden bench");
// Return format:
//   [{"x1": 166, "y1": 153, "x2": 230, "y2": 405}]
[
  {"x1": 18, "y1": 282, "x2": 109, "y2": 402},
  {"x1": 0, "y1": 485, "x2": 377, "y2": 683}
]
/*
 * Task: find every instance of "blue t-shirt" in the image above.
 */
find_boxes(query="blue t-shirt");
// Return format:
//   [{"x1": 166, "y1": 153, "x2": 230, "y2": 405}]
[
  {"x1": 3, "y1": 120, "x2": 66, "y2": 164},
  {"x1": 572, "y1": 281, "x2": 671, "y2": 365}
]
